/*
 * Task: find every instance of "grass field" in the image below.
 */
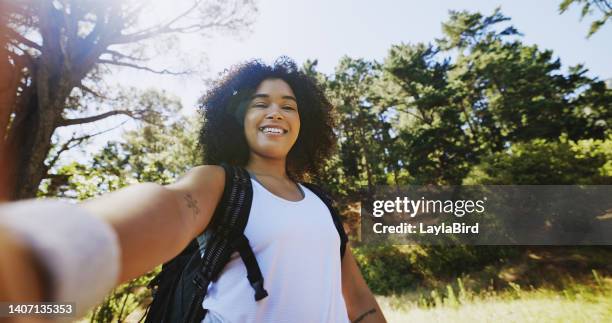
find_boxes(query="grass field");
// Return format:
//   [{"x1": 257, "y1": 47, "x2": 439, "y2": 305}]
[
  {"x1": 92, "y1": 277, "x2": 612, "y2": 323},
  {"x1": 376, "y1": 272, "x2": 612, "y2": 323}
]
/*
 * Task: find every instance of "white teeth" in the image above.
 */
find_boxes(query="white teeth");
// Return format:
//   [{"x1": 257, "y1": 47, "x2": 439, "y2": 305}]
[{"x1": 261, "y1": 127, "x2": 285, "y2": 134}]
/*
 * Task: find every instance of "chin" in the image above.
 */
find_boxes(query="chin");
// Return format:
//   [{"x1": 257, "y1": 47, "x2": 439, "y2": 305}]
[{"x1": 253, "y1": 147, "x2": 290, "y2": 160}]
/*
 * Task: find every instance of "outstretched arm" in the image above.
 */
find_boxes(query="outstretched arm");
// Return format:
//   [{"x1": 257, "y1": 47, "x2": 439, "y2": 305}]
[
  {"x1": 0, "y1": 165, "x2": 224, "y2": 313},
  {"x1": 81, "y1": 165, "x2": 225, "y2": 283}
]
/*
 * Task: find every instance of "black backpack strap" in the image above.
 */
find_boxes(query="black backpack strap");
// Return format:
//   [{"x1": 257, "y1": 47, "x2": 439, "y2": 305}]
[
  {"x1": 184, "y1": 164, "x2": 269, "y2": 322},
  {"x1": 301, "y1": 183, "x2": 349, "y2": 260},
  {"x1": 233, "y1": 234, "x2": 268, "y2": 300}
]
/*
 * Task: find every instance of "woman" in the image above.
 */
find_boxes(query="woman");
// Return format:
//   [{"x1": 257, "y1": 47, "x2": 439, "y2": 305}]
[{"x1": 0, "y1": 58, "x2": 386, "y2": 323}]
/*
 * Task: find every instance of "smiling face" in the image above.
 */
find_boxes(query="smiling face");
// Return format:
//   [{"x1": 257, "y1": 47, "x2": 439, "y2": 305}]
[{"x1": 244, "y1": 78, "x2": 301, "y2": 161}]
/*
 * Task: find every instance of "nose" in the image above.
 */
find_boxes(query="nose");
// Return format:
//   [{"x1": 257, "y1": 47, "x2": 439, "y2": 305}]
[{"x1": 265, "y1": 105, "x2": 284, "y2": 120}]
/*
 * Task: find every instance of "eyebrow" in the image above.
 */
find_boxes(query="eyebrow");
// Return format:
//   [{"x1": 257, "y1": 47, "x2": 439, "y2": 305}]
[{"x1": 251, "y1": 93, "x2": 297, "y2": 102}]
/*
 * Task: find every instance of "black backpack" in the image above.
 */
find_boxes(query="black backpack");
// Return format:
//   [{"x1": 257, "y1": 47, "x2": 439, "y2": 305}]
[{"x1": 142, "y1": 164, "x2": 348, "y2": 323}]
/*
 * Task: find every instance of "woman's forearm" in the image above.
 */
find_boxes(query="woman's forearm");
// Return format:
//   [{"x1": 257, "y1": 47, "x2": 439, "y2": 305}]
[
  {"x1": 349, "y1": 292, "x2": 386, "y2": 323},
  {"x1": 342, "y1": 246, "x2": 387, "y2": 322}
]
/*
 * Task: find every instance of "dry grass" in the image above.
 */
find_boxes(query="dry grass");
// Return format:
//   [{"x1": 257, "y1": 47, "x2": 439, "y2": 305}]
[{"x1": 377, "y1": 273, "x2": 612, "y2": 323}]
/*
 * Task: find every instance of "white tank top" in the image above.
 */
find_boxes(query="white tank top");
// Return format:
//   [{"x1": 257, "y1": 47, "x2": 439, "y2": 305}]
[{"x1": 201, "y1": 178, "x2": 350, "y2": 323}]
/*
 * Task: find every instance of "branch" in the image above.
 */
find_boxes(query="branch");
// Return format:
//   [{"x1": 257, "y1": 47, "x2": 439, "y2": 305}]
[
  {"x1": 97, "y1": 58, "x2": 188, "y2": 75},
  {"x1": 163, "y1": 0, "x2": 203, "y2": 30},
  {"x1": 77, "y1": 82, "x2": 106, "y2": 99},
  {"x1": 102, "y1": 49, "x2": 146, "y2": 62},
  {"x1": 57, "y1": 110, "x2": 134, "y2": 127},
  {"x1": 45, "y1": 120, "x2": 129, "y2": 171},
  {"x1": 5, "y1": 27, "x2": 42, "y2": 50},
  {"x1": 594, "y1": 0, "x2": 612, "y2": 14},
  {"x1": 108, "y1": 1, "x2": 201, "y2": 45},
  {"x1": 107, "y1": 0, "x2": 249, "y2": 45},
  {"x1": 45, "y1": 135, "x2": 85, "y2": 171},
  {"x1": 395, "y1": 106, "x2": 430, "y2": 124},
  {"x1": 117, "y1": 0, "x2": 202, "y2": 43}
]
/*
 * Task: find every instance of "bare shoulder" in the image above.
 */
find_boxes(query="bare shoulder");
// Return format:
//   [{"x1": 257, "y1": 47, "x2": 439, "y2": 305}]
[
  {"x1": 165, "y1": 165, "x2": 226, "y2": 239},
  {"x1": 169, "y1": 165, "x2": 224, "y2": 192},
  {"x1": 185, "y1": 165, "x2": 225, "y2": 186}
]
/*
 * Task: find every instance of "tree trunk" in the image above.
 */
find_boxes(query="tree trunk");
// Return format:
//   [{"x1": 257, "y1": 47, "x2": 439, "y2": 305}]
[
  {"x1": 5, "y1": 78, "x2": 58, "y2": 200},
  {"x1": 5, "y1": 2, "x2": 80, "y2": 200},
  {"x1": 5, "y1": 51, "x2": 70, "y2": 200}
]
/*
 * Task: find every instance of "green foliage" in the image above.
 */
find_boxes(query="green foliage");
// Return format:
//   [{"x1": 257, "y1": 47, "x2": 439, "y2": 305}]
[
  {"x1": 301, "y1": 8, "x2": 610, "y2": 194},
  {"x1": 410, "y1": 246, "x2": 520, "y2": 279},
  {"x1": 352, "y1": 245, "x2": 521, "y2": 295},
  {"x1": 465, "y1": 135, "x2": 612, "y2": 184},
  {"x1": 88, "y1": 269, "x2": 159, "y2": 323},
  {"x1": 353, "y1": 245, "x2": 420, "y2": 295},
  {"x1": 559, "y1": 0, "x2": 612, "y2": 37},
  {"x1": 439, "y1": 8, "x2": 520, "y2": 50},
  {"x1": 377, "y1": 9, "x2": 605, "y2": 186},
  {"x1": 310, "y1": 57, "x2": 397, "y2": 197}
]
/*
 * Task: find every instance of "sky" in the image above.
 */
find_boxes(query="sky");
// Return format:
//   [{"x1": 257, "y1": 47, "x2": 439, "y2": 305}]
[{"x1": 59, "y1": 0, "x2": 612, "y2": 163}]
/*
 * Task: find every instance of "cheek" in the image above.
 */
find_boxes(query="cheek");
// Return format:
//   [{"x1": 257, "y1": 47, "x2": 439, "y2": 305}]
[
  {"x1": 244, "y1": 126, "x2": 256, "y2": 142},
  {"x1": 243, "y1": 112, "x2": 258, "y2": 138},
  {"x1": 292, "y1": 116, "x2": 301, "y2": 139}
]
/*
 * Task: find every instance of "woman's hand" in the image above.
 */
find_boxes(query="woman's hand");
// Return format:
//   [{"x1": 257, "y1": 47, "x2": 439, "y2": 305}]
[{"x1": 0, "y1": 225, "x2": 46, "y2": 302}]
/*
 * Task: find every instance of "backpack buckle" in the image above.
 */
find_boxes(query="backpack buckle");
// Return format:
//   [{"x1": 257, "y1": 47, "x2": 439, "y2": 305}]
[{"x1": 250, "y1": 280, "x2": 268, "y2": 301}]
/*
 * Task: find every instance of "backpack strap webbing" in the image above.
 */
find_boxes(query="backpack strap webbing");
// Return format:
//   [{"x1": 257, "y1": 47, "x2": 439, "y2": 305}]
[
  {"x1": 234, "y1": 234, "x2": 268, "y2": 300},
  {"x1": 301, "y1": 183, "x2": 349, "y2": 260},
  {"x1": 184, "y1": 164, "x2": 266, "y2": 323}
]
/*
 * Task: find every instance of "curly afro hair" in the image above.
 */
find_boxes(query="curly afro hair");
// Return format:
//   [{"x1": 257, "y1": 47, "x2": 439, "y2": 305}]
[{"x1": 198, "y1": 57, "x2": 336, "y2": 181}]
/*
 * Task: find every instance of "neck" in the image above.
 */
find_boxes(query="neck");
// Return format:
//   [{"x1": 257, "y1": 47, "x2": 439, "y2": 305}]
[{"x1": 245, "y1": 153, "x2": 289, "y2": 179}]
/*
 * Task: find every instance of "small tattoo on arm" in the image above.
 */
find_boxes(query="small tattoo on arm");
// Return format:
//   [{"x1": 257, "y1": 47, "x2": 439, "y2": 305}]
[
  {"x1": 184, "y1": 193, "x2": 200, "y2": 219},
  {"x1": 353, "y1": 308, "x2": 377, "y2": 323}
]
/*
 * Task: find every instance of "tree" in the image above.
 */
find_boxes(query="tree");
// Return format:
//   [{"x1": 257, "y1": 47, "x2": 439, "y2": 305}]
[
  {"x1": 376, "y1": 9, "x2": 610, "y2": 184},
  {"x1": 35, "y1": 88, "x2": 199, "y2": 322},
  {"x1": 560, "y1": 0, "x2": 612, "y2": 37},
  {"x1": 1, "y1": 0, "x2": 256, "y2": 200},
  {"x1": 379, "y1": 43, "x2": 474, "y2": 184},
  {"x1": 39, "y1": 89, "x2": 200, "y2": 199},
  {"x1": 323, "y1": 57, "x2": 393, "y2": 196}
]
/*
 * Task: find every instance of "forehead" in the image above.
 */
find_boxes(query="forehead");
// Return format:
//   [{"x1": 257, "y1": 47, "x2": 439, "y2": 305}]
[{"x1": 253, "y1": 78, "x2": 295, "y2": 98}]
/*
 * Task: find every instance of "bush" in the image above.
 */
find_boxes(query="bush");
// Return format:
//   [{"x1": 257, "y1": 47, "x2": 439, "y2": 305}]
[
  {"x1": 465, "y1": 135, "x2": 612, "y2": 185},
  {"x1": 410, "y1": 246, "x2": 521, "y2": 279},
  {"x1": 352, "y1": 245, "x2": 420, "y2": 295}
]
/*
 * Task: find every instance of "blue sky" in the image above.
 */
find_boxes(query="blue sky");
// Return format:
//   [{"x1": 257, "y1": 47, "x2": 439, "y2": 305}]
[
  {"x1": 61, "y1": 0, "x2": 611, "y2": 162},
  {"x1": 138, "y1": 0, "x2": 612, "y2": 112},
  {"x1": 206, "y1": 0, "x2": 611, "y2": 78}
]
